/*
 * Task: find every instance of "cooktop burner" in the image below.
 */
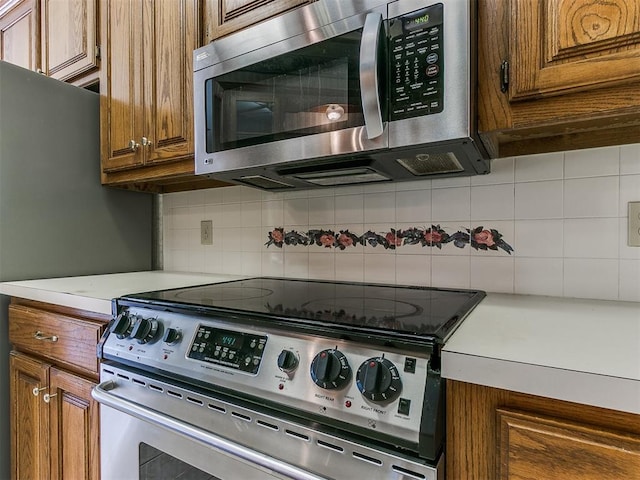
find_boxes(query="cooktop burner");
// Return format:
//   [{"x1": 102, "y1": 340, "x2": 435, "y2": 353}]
[{"x1": 123, "y1": 277, "x2": 485, "y2": 343}]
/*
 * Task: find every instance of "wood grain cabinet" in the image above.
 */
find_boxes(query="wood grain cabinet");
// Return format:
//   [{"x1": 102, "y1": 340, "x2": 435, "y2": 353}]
[
  {"x1": 478, "y1": 0, "x2": 640, "y2": 158},
  {"x1": 40, "y1": 0, "x2": 99, "y2": 85},
  {"x1": 8, "y1": 299, "x2": 108, "y2": 480},
  {"x1": 203, "y1": 0, "x2": 312, "y2": 43},
  {"x1": 0, "y1": 0, "x2": 40, "y2": 70},
  {"x1": 446, "y1": 380, "x2": 640, "y2": 480}
]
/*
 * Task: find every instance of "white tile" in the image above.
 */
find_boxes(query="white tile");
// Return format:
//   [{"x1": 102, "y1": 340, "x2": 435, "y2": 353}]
[
  {"x1": 221, "y1": 227, "x2": 242, "y2": 252},
  {"x1": 335, "y1": 254, "x2": 364, "y2": 282},
  {"x1": 514, "y1": 220, "x2": 563, "y2": 257},
  {"x1": 262, "y1": 200, "x2": 284, "y2": 228},
  {"x1": 172, "y1": 206, "x2": 202, "y2": 230},
  {"x1": 364, "y1": 192, "x2": 396, "y2": 223},
  {"x1": 619, "y1": 259, "x2": 640, "y2": 302},
  {"x1": 362, "y1": 181, "x2": 396, "y2": 194},
  {"x1": 221, "y1": 186, "x2": 244, "y2": 204},
  {"x1": 221, "y1": 251, "x2": 243, "y2": 274},
  {"x1": 396, "y1": 190, "x2": 431, "y2": 223},
  {"x1": 432, "y1": 176, "x2": 471, "y2": 189},
  {"x1": 307, "y1": 187, "x2": 336, "y2": 198},
  {"x1": 471, "y1": 157, "x2": 515, "y2": 185},
  {"x1": 282, "y1": 189, "x2": 309, "y2": 200},
  {"x1": 564, "y1": 177, "x2": 619, "y2": 218},
  {"x1": 203, "y1": 188, "x2": 223, "y2": 205},
  {"x1": 432, "y1": 187, "x2": 471, "y2": 221},
  {"x1": 430, "y1": 256, "x2": 470, "y2": 288},
  {"x1": 172, "y1": 189, "x2": 206, "y2": 207},
  {"x1": 241, "y1": 252, "x2": 262, "y2": 275},
  {"x1": 334, "y1": 184, "x2": 364, "y2": 196},
  {"x1": 468, "y1": 221, "x2": 515, "y2": 257},
  {"x1": 514, "y1": 258, "x2": 563, "y2": 296},
  {"x1": 364, "y1": 254, "x2": 396, "y2": 284},
  {"x1": 309, "y1": 196, "x2": 335, "y2": 225},
  {"x1": 564, "y1": 218, "x2": 619, "y2": 259},
  {"x1": 470, "y1": 184, "x2": 514, "y2": 221},
  {"x1": 241, "y1": 186, "x2": 263, "y2": 203},
  {"x1": 395, "y1": 179, "x2": 431, "y2": 191},
  {"x1": 261, "y1": 251, "x2": 284, "y2": 276},
  {"x1": 396, "y1": 255, "x2": 431, "y2": 286},
  {"x1": 308, "y1": 253, "x2": 335, "y2": 281},
  {"x1": 241, "y1": 227, "x2": 263, "y2": 252},
  {"x1": 204, "y1": 204, "x2": 223, "y2": 227},
  {"x1": 203, "y1": 249, "x2": 223, "y2": 273},
  {"x1": 283, "y1": 198, "x2": 309, "y2": 226},
  {"x1": 334, "y1": 194, "x2": 364, "y2": 224},
  {"x1": 220, "y1": 203, "x2": 242, "y2": 227},
  {"x1": 620, "y1": 174, "x2": 640, "y2": 216},
  {"x1": 284, "y1": 252, "x2": 309, "y2": 279},
  {"x1": 620, "y1": 144, "x2": 640, "y2": 175},
  {"x1": 470, "y1": 256, "x2": 514, "y2": 293},
  {"x1": 619, "y1": 218, "x2": 640, "y2": 259},
  {"x1": 515, "y1": 180, "x2": 563, "y2": 219},
  {"x1": 241, "y1": 201, "x2": 262, "y2": 227},
  {"x1": 564, "y1": 146, "x2": 619, "y2": 178},
  {"x1": 515, "y1": 152, "x2": 564, "y2": 182},
  {"x1": 563, "y1": 258, "x2": 619, "y2": 301}
]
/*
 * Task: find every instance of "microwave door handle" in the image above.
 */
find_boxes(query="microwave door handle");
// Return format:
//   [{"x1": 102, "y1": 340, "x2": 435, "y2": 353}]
[{"x1": 359, "y1": 12, "x2": 384, "y2": 140}]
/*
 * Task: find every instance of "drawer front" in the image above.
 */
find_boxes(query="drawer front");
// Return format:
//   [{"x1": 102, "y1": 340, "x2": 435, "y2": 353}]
[{"x1": 9, "y1": 304, "x2": 104, "y2": 376}]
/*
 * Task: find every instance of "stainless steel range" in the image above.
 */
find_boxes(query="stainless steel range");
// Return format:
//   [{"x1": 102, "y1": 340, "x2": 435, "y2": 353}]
[{"x1": 92, "y1": 278, "x2": 485, "y2": 480}]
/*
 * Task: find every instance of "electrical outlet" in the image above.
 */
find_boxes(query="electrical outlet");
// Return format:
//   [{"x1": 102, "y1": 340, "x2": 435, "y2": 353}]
[
  {"x1": 201, "y1": 220, "x2": 213, "y2": 245},
  {"x1": 629, "y1": 202, "x2": 640, "y2": 247}
]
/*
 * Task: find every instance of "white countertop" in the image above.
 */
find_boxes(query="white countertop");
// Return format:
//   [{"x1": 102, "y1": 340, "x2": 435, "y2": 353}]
[
  {"x1": 0, "y1": 271, "x2": 244, "y2": 315},
  {"x1": 442, "y1": 293, "x2": 640, "y2": 415}
]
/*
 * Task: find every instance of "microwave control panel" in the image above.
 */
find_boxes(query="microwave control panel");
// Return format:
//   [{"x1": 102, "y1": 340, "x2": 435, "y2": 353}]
[{"x1": 388, "y1": 3, "x2": 444, "y2": 121}]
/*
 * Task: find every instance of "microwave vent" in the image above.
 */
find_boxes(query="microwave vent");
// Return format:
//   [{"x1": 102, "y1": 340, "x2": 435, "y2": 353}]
[
  {"x1": 239, "y1": 175, "x2": 294, "y2": 189},
  {"x1": 396, "y1": 152, "x2": 464, "y2": 176}
]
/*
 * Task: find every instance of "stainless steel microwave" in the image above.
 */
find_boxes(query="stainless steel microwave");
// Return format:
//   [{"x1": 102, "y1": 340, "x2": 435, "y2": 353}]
[{"x1": 193, "y1": 0, "x2": 489, "y2": 190}]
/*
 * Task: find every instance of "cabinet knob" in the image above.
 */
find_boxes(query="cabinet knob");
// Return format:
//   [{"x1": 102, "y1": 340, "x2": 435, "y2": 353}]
[
  {"x1": 141, "y1": 137, "x2": 152, "y2": 148},
  {"x1": 129, "y1": 139, "x2": 140, "y2": 151},
  {"x1": 43, "y1": 393, "x2": 57, "y2": 403},
  {"x1": 34, "y1": 331, "x2": 58, "y2": 342},
  {"x1": 32, "y1": 386, "x2": 47, "y2": 397}
]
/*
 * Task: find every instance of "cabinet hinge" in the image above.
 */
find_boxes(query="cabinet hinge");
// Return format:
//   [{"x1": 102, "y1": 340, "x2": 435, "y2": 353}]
[
  {"x1": 95, "y1": 45, "x2": 101, "y2": 60},
  {"x1": 500, "y1": 60, "x2": 509, "y2": 93}
]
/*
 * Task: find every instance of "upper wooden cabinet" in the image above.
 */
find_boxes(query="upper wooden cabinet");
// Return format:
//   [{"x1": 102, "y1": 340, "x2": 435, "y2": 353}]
[
  {"x1": 0, "y1": 0, "x2": 40, "y2": 70},
  {"x1": 40, "y1": 0, "x2": 99, "y2": 84},
  {"x1": 203, "y1": 0, "x2": 312, "y2": 43},
  {"x1": 478, "y1": 0, "x2": 640, "y2": 158}
]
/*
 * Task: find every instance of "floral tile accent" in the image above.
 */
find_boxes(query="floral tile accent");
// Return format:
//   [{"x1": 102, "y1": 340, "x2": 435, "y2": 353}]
[{"x1": 266, "y1": 225, "x2": 514, "y2": 254}]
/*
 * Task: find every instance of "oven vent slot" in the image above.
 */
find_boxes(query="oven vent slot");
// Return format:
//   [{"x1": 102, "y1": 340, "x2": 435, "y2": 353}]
[
  {"x1": 231, "y1": 411, "x2": 251, "y2": 422},
  {"x1": 285, "y1": 430, "x2": 310, "y2": 442},
  {"x1": 317, "y1": 440, "x2": 344, "y2": 453},
  {"x1": 148, "y1": 384, "x2": 163, "y2": 393},
  {"x1": 167, "y1": 390, "x2": 183, "y2": 399},
  {"x1": 392, "y1": 465, "x2": 426, "y2": 479},
  {"x1": 256, "y1": 420, "x2": 279, "y2": 431},
  {"x1": 103, "y1": 368, "x2": 115, "y2": 376},
  {"x1": 186, "y1": 397, "x2": 204, "y2": 406},
  {"x1": 208, "y1": 403, "x2": 226, "y2": 414},
  {"x1": 132, "y1": 378, "x2": 146, "y2": 386},
  {"x1": 352, "y1": 451, "x2": 383, "y2": 466},
  {"x1": 116, "y1": 373, "x2": 130, "y2": 380}
]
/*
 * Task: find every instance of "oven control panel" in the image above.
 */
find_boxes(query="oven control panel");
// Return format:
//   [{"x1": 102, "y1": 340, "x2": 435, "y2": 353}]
[{"x1": 102, "y1": 306, "x2": 432, "y2": 444}]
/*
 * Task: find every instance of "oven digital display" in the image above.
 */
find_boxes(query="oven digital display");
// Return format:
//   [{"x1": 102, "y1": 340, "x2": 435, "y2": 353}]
[{"x1": 187, "y1": 325, "x2": 267, "y2": 374}]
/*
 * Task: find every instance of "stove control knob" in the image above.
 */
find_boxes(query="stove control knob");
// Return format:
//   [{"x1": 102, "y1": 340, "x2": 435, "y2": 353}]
[
  {"x1": 277, "y1": 349, "x2": 299, "y2": 373},
  {"x1": 162, "y1": 327, "x2": 181, "y2": 346},
  {"x1": 111, "y1": 313, "x2": 132, "y2": 340},
  {"x1": 310, "y1": 349, "x2": 351, "y2": 390},
  {"x1": 356, "y1": 357, "x2": 402, "y2": 403},
  {"x1": 130, "y1": 317, "x2": 159, "y2": 344}
]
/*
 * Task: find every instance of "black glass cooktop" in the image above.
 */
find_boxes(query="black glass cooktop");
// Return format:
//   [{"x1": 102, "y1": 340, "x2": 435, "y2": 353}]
[{"x1": 122, "y1": 278, "x2": 485, "y2": 344}]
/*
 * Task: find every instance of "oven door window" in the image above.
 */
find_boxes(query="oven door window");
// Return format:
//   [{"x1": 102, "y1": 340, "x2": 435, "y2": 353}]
[
  {"x1": 205, "y1": 31, "x2": 364, "y2": 153},
  {"x1": 140, "y1": 443, "x2": 216, "y2": 479}
]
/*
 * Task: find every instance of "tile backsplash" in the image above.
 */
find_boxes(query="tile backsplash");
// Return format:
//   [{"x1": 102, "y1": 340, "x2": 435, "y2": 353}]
[{"x1": 163, "y1": 144, "x2": 640, "y2": 302}]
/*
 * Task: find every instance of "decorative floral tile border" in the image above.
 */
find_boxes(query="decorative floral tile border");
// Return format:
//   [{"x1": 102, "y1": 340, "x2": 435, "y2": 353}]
[{"x1": 266, "y1": 225, "x2": 514, "y2": 254}]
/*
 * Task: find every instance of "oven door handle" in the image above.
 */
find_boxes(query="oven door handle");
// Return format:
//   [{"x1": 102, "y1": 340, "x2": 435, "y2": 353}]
[
  {"x1": 359, "y1": 12, "x2": 384, "y2": 140},
  {"x1": 92, "y1": 381, "x2": 330, "y2": 480}
]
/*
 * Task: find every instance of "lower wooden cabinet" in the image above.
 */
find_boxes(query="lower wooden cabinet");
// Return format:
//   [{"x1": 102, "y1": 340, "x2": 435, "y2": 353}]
[
  {"x1": 10, "y1": 352, "x2": 100, "y2": 480},
  {"x1": 446, "y1": 380, "x2": 640, "y2": 480},
  {"x1": 8, "y1": 298, "x2": 108, "y2": 480}
]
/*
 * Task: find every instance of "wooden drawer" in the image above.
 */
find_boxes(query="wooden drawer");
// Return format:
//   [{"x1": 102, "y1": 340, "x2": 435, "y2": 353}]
[{"x1": 9, "y1": 304, "x2": 104, "y2": 377}]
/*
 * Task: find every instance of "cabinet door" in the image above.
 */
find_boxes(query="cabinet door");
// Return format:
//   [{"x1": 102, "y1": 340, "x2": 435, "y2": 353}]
[
  {"x1": 204, "y1": 0, "x2": 310, "y2": 42},
  {"x1": 510, "y1": 0, "x2": 640, "y2": 101},
  {"x1": 40, "y1": 0, "x2": 98, "y2": 81},
  {"x1": 101, "y1": 0, "x2": 144, "y2": 172},
  {"x1": 0, "y1": 0, "x2": 39, "y2": 70},
  {"x1": 498, "y1": 408, "x2": 640, "y2": 480},
  {"x1": 142, "y1": 0, "x2": 198, "y2": 165},
  {"x1": 49, "y1": 368, "x2": 100, "y2": 480},
  {"x1": 9, "y1": 351, "x2": 50, "y2": 480}
]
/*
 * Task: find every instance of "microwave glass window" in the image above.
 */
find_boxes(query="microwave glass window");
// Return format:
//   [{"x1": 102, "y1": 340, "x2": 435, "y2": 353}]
[{"x1": 206, "y1": 30, "x2": 365, "y2": 153}]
